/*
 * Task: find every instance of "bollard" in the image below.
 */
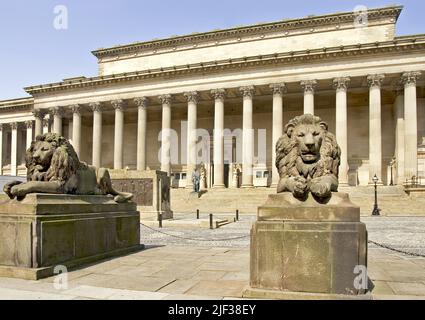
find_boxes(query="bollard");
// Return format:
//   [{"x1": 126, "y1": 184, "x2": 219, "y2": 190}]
[
  {"x1": 158, "y1": 212, "x2": 163, "y2": 228},
  {"x1": 236, "y1": 209, "x2": 239, "y2": 221},
  {"x1": 209, "y1": 214, "x2": 213, "y2": 230},
  {"x1": 196, "y1": 209, "x2": 200, "y2": 220}
]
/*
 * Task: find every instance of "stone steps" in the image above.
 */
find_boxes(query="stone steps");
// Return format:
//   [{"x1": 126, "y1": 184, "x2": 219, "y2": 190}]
[{"x1": 171, "y1": 187, "x2": 425, "y2": 216}]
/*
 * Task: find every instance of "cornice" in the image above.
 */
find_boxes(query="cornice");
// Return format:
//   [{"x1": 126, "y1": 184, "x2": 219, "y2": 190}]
[
  {"x1": 24, "y1": 35, "x2": 425, "y2": 96},
  {"x1": 0, "y1": 97, "x2": 34, "y2": 111},
  {"x1": 92, "y1": 6, "x2": 403, "y2": 59}
]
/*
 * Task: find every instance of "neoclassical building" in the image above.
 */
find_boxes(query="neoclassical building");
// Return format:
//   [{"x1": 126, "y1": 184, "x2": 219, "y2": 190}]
[{"x1": 0, "y1": 5, "x2": 424, "y2": 189}]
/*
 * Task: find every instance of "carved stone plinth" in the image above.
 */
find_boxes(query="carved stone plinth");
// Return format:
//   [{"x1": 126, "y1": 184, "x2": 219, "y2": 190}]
[
  {"x1": 243, "y1": 192, "x2": 369, "y2": 299},
  {"x1": 0, "y1": 194, "x2": 142, "y2": 280}
]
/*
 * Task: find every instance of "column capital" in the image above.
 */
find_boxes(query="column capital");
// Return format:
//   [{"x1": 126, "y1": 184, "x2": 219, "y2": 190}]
[
  {"x1": 111, "y1": 99, "x2": 126, "y2": 111},
  {"x1": 89, "y1": 102, "x2": 103, "y2": 112},
  {"x1": 134, "y1": 97, "x2": 149, "y2": 109},
  {"x1": 394, "y1": 86, "x2": 404, "y2": 97},
  {"x1": 49, "y1": 107, "x2": 64, "y2": 117},
  {"x1": 184, "y1": 91, "x2": 199, "y2": 104},
  {"x1": 32, "y1": 109, "x2": 45, "y2": 119},
  {"x1": 25, "y1": 120, "x2": 34, "y2": 129},
  {"x1": 42, "y1": 118, "x2": 50, "y2": 128},
  {"x1": 367, "y1": 74, "x2": 385, "y2": 88},
  {"x1": 159, "y1": 94, "x2": 172, "y2": 106},
  {"x1": 239, "y1": 86, "x2": 255, "y2": 98},
  {"x1": 70, "y1": 104, "x2": 82, "y2": 114},
  {"x1": 301, "y1": 80, "x2": 317, "y2": 93},
  {"x1": 0, "y1": 123, "x2": 3, "y2": 131},
  {"x1": 270, "y1": 83, "x2": 287, "y2": 96},
  {"x1": 211, "y1": 89, "x2": 226, "y2": 101},
  {"x1": 401, "y1": 71, "x2": 422, "y2": 87},
  {"x1": 10, "y1": 122, "x2": 19, "y2": 130},
  {"x1": 333, "y1": 77, "x2": 350, "y2": 91}
]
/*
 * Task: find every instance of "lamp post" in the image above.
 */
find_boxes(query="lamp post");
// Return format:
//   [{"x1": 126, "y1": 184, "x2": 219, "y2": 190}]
[
  {"x1": 372, "y1": 174, "x2": 380, "y2": 216},
  {"x1": 389, "y1": 157, "x2": 395, "y2": 186}
]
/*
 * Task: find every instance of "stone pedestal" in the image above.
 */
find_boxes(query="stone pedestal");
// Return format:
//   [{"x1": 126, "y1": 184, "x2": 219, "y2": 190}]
[
  {"x1": 243, "y1": 192, "x2": 368, "y2": 299},
  {"x1": 109, "y1": 169, "x2": 173, "y2": 220},
  {"x1": 0, "y1": 194, "x2": 142, "y2": 280}
]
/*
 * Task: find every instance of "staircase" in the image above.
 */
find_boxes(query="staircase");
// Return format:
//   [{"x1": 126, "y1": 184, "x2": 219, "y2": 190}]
[{"x1": 171, "y1": 186, "x2": 425, "y2": 216}]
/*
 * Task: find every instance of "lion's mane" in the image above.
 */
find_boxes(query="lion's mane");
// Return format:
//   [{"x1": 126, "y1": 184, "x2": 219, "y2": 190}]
[
  {"x1": 26, "y1": 133, "x2": 83, "y2": 184},
  {"x1": 275, "y1": 114, "x2": 341, "y2": 180}
]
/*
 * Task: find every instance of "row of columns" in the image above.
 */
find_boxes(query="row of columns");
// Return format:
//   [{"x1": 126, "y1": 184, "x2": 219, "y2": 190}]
[
  {"x1": 0, "y1": 121, "x2": 33, "y2": 176},
  {"x1": 22, "y1": 71, "x2": 422, "y2": 186}
]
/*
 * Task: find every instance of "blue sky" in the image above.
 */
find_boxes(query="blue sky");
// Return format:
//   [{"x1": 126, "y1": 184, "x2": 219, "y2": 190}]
[{"x1": 0, "y1": 0, "x2": 423, "y2": 100}]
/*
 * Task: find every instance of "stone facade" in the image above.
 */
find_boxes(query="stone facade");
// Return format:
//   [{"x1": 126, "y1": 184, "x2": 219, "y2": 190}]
[{"x1": 1, "y1": 6, "x2": 424, "y2": 188}]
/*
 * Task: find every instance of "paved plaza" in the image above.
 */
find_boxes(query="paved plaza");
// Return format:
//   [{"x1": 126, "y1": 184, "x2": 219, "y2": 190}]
[{"x1": 0, "y1": 215, "x2": 424, "y2": 300}]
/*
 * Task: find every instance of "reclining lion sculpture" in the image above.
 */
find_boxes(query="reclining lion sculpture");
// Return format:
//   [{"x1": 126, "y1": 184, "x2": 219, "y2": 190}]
[
  {"x1": 3, "y1": 133, "x2": 133, "y2": 202},
  {"x1": 275, "y1": 114, "x2": 341, "y2": 200}
]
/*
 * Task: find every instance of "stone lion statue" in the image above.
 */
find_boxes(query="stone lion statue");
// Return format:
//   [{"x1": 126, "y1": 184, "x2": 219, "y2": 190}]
[
  {"x1": 275, "y1": 114, "x2": 341, "y2": 200},
  {"x1": 3, "y1": 133, "x2": 133, "y2": 202}
]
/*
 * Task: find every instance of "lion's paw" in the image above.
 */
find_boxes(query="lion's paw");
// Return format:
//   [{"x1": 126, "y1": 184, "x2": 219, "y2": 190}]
[{"x1": 310, "y1": 182, "x2": 331, "y2": 199}]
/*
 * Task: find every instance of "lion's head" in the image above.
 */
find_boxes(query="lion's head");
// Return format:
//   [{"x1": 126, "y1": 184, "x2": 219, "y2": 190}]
[
  {"x1": 26, "y1": 133, "x2": 80, "y2": 183},
  {"x1": 276, "y1": 114, "x2": 340, "y2": 180}
]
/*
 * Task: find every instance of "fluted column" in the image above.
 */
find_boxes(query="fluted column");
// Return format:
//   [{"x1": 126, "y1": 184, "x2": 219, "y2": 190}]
[
  {"x1": 270, "y1": 83, "x2": 286, "y2": 187},
  {"x1": 71, "y1": 105, "x2": 82, "y2": 156},
  {"x1": 112, "y1": 100, "x2": 125, "y2": 170},
  {"x1": 367, "y1": 74, "x2": 385, "y2": 185},
  {"x1": 394, "y1": 89, "x2": 405, "y2": 185},
  {"x1": 334, "y1": 77, "x2": 350, "y2": 186},
  {"x1": 211, "y1": 89, "x2": 226, "y2": 188},
  {"x1": 184, "y1": 91, "x2": 198, "y2": 189},
  {"x1": 10, "y1": 122, "x2": 18, "y2": 176},
  {"x1": 50, "y1": 107, "x2": 63, "y2": 135},
  {"x1": 0, "y1": 124, "x2": 3, "y2": 175},
  {"x1": 90, "y1": 102, "x2": 103, "y2": 168},
  {"x1": 401, "y1": 71, "x2": 421, "y2": 183},
  {"x1": 301, "y1": 80, "x2": 317, "y2": 115},
  {"x1": 25, "y1": 121, "x2": 33, "y2": 150},
  {"x1": 135, "y1": 97, "x2": 148, "y2": 171},
  {"x1": 159, "y1": 95, "x2": 172, "y2": 176},
  {"x1": 240, "y1": 86, "x2": 255, "y2": 188},
  {"x1": 33, "y1": 110, "x2": 44, "y2": 137}
]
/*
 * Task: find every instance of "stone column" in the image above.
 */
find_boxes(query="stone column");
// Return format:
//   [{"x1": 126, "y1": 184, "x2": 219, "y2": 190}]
[
  {"x1": 112, "y1": 99, "x2": 125, "y2": 170},
  {"x1": 71, "y1": 104, "x2": 82, "y2": 156},
  {"x1": 211, "y1": 89, "x2": 226, "y2": 188},
  {"x1": 401, "y1": 71, "x2": 422, "y2": 183},
  {"x1": 50, "y1": 107, "x2": 63, "y2": 135},
  {"x1": 333, "y1": 77, "x2": 351, "y2": 186},
  {"x1": 301, "y1": 80, "x2": 317, "y2": 115},
  {"x1": 159, "y1": 95, "x2": 172, "y2": 176},
  {"x1": 184, "y1": 91, "x2": 198, "y2": 189},
  {"x1": 367, "y1": 74, "x2": 385, "y2": 184},
  {"x1": 90, "y1": 102, "x2": 103, "y2": 168},
  {"x1": 240, "y1": 86, "x2": 255, "y2": 188},
  {"x1": 25, "y1": 121, "x2": 33, "y2": 150},
  {"x1": 0, "y1": 124, "x2": 3, "y2": 175},
  {"x1": 33, "y1": 110, "x2": 44, "y2": 137},
  {"x1": 135, "y1": 97, "x2": 148, "y2": 171},
  {"x1": 270, "y1": 83, "x2": 286, "y2": 188},
  {"x1": 10, "y1": 122, "x2": 18, "y2": 176},
  {"x1": 394, "y1": 89, "x2": 405, "y2": 185}
]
